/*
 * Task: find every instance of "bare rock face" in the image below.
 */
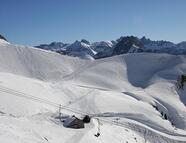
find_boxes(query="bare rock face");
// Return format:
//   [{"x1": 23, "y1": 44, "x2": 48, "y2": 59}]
[
  {"x1": 0, "y1": 34, "x2": 8, "y2": 41},
  {"x1": 112, "y1": 36, "x2": 144, "y2": 55}
]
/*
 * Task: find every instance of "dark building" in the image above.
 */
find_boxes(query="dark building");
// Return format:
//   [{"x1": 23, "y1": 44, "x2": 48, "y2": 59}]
[{"x1": 63, "y1": 116, "x2": 84, "y2": 129}]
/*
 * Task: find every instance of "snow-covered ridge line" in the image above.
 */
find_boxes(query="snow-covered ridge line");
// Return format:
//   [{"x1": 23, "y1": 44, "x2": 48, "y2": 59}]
[{"x1": 35, "y1": 36, "x2": 186, "y2": 60}]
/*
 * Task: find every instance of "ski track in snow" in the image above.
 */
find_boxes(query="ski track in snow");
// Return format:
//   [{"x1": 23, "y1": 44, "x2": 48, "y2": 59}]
[{"x1": 0, "y1": 40, "x2": 186, "y2": 142}]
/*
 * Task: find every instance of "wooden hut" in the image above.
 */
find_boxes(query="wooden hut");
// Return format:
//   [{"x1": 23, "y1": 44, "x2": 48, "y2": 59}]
[{"x1": 63, "y1": 116, "x2": 84, "y2": 129}]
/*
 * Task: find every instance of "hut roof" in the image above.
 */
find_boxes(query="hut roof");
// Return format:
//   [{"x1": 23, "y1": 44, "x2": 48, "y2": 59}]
[{"x1": 63, "y1": 116, "x2": 84, "y2": 129}]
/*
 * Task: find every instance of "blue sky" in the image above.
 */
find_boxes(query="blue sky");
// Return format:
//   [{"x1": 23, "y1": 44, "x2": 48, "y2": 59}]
[{"x1": 0, "y1": 0, "x2": 186, "y2": 45}]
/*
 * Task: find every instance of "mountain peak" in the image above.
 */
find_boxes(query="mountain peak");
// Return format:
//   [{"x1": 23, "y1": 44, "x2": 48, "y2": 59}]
[
  {"x1": 0, "y1": 34, "x2": 8, "y2": 42},
  {"x1": 35, "y1": 35, "x2": 186, "y2": 60},
  {"x1": 113, "y1": 36, "x2": 144, "y2": 55},
  {"x1": 81, "y1": 39, "x2": 90, "y2": 45}
]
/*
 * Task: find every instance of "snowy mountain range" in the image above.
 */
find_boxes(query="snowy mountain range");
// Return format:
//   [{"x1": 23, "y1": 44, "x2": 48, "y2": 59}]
[
  {"x1": 35, "y1": 36, "x2": 186, "y2": 60},
  {"x1": 1, "y1": 35, "x2": 186, "y2": 142}
]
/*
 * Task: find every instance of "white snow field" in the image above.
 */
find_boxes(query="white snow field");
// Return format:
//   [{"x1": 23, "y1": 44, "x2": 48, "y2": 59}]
[{"x1": 0, "y1": 39, "x2": 186, "y2": 143}]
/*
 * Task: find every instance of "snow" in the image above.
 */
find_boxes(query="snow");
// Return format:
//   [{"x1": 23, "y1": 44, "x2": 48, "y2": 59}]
[
  {"x1": 142, "y1": 38, "x2": 186, "y2": 55},
  {"x1": 0, "y1": 39, "x2": 9, "y2": 45},
  {"x1": 64, "y1": 41, "x2": 97, "y2": 60},
  {"x1": 35, "y1": 37, "x2": 186, "y2": 60},
  {"x1": 36, "y1": 42, "x2": 66, "y2": 52},
  {"x1": 0, "y1": 41, "x2": 186, "y2": 142},
  {"x1": 92, "y1": 40, "x2": 113, "y2": 47}
]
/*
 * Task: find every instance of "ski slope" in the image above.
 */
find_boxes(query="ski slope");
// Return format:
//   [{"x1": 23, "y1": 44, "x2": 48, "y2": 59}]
[{"x1": 0, "y1": 39, "x2": 186, "y2": 143}]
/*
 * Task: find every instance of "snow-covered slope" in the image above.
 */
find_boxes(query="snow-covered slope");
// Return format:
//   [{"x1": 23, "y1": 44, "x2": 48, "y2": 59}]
[
  {"x1": 141, "y1": 37, "x2": 186, "y2": 55},
  {"x1": 64, "y1": 40, "x2": 97, "y2": 60},
  {"x1": 36, "y1": 40, "x2": 97, "y2": 60},
  {"x1": 0, "y1": 40, "x2": 89, "y2": 81},
  {"x1": 0, "y1": 39, "x2": 186, "y2": 143},
  {"x1": 92, "y1": 40, "x2": 115, "y2": 59},
  {"x1": 35, "y1": 40, "x2": 115, "y2": 60},
  {"x1": 91, "y1": 40, "x2": 113, "y2": 52}
]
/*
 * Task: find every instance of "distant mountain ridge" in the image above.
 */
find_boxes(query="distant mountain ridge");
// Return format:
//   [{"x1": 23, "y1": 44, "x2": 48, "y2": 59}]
[
  {"x1": 1, "y1": 33, "x2": 186, "y2": 59},
  {"x1": 35, "y1": 36, "x2": 186, "y2": 59},
  {"x1": 36, "y1": 42, "x2": 67, "y2": 52}
]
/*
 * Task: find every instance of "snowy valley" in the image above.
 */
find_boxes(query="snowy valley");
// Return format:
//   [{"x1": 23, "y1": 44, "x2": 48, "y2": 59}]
[{"x1": 0, "y1": 36, "x2": 186, "y2": 143}]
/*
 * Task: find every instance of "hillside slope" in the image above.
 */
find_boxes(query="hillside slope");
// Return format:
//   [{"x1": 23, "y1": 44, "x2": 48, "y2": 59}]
[
  {"x1": 0, "y1": 39, "x2": 186, "y2": 143},
  {"x1": 0, "y1": 39, "x2": 88, "y2": 81}
]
